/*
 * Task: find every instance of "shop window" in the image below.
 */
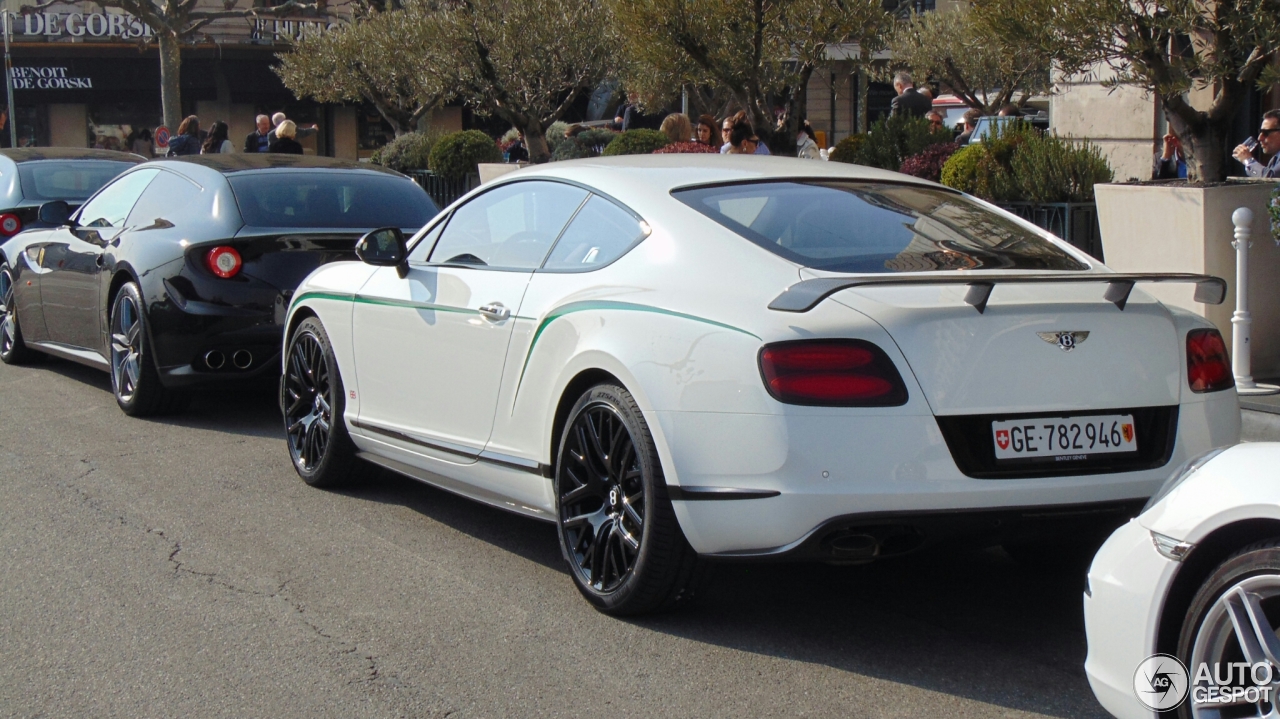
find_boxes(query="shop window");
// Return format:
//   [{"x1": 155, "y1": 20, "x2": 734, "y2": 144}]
[
  {"x1": 88, "y1": 102, "x2": 161, "y2": 155},
  {"x1": 357, "y1": 106, "x2": 394, "y2": 159}
]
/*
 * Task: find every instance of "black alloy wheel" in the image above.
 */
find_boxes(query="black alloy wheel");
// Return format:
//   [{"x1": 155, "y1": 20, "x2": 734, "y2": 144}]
[
  {"x1": 109, "y1": 282, "x2": 186, "y2": 416},
  {"x1": 283, "y1": 317, "x2": 364, "y2": 488},
  {"x1": 0, "y1": 262, "x2": 37, "y2": 365},
  {"x1": 555, "y1": 384, "x2": 701, "y2": 615}
]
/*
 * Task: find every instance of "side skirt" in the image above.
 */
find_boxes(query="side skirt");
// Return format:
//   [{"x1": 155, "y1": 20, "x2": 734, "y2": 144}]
[
  {"x1": 29, "y1": 341, "x2": 109, "y2": 371},
  {"x1": 356, "y1": 451, "x2": 554, "y2": 523}
]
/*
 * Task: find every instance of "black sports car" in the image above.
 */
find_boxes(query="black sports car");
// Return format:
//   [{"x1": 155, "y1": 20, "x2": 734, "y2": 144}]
[
  {"x1": 0, "y1": 148, "x2": 145, "y2": 240},
  {"x1": 0, "y1": 154, "x2": 438, "y2": 415}
]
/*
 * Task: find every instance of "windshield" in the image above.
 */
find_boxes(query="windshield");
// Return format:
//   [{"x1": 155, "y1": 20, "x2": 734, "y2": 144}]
[
  {"x1": 673, "y1": 181, "x2": 1088, "y2": 273},
  {"x1": 228, "y1": 172, "x2": 438, "y2": 229},
  {"x1": 17, "y1": 160, "x2": 137, "y2": 202}
]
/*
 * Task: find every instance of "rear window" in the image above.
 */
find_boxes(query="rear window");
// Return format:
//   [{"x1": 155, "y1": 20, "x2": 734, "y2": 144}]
[
  {"x1": 228, "y1": 172, "x2": 438, "y2": 229},
  {"x1": 17, "y1": 160, "x2": 137, "y2": 202},
  {"x1": 673, "y1": 181, "x2": 1088, "y2": 273}
]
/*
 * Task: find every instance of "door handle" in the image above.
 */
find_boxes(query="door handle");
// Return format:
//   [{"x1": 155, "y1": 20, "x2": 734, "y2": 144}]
[{"x1": 478, "y1": 302, "x2": 510, "y2": 321}]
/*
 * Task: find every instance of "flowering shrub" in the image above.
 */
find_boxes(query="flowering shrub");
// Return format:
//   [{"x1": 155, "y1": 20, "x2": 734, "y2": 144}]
[
  {"x1": 653, "y1": 141, "x2": 719, "y2": 154},
  {"x1": 899, "y1": 142, "x2": 960, "y2": 183}
]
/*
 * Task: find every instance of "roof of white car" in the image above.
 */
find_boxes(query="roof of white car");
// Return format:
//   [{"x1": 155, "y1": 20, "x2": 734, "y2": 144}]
[{"x1": 500, "y1": 154, "x2": 935, "y2": 200}]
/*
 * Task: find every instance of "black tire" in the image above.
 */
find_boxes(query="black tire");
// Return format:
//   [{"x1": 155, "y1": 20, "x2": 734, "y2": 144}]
[
  {"x1": 283, "y1": 316, "x2": 368, "y2": 488},
  {"x1": 554, "y1": 383, "x2": 702, "y2": 616},
  {"x1": 0, "y1": 261, "x2": 39, "y2": 365},
  {"x1": 1175, "y1": 538, "x2": 1280, "y2": 719},
  {"x1": 110, "y1": 282, "x2": 188, "y2": 416}
]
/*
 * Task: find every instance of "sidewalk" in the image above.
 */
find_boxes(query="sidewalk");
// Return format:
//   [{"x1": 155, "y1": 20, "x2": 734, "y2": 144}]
[{"x1": 1240, "y1": 379, "x2": 1280, "y2": 442}]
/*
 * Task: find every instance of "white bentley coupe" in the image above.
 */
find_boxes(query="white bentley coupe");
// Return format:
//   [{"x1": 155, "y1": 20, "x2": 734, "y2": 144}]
[
  {"x1": 1085, "y1": 443, "x2": 1280, "y2": 719},
  {"x1": 281, "y1": 155, "x2": 1240, "y2": 615}
]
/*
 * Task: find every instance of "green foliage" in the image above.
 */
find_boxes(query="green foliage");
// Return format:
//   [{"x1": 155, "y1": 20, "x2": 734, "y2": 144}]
[
  {"x1": 829, "y1": 134, "x2": 865, "y2": 163},
  {"x1": 429, "y1": 130, "x2": 502, "y2": 182},
  {"x1": 940, "y1": 143, "x2": 987, "y2": 194},
  {"x1": 601, "y1": 129, "x2": 670, "y2": 156},
  {"x1": 552, "y1": 129, "x2": 617, "y2": 161},
  {"x1": 939, "y1": 124, "x2": 1114, "y2": 203},
  {"x1": 370, "y1": 130, "x2": 442, "y2": 173},
  {"x1": 545, "y1": 122, "x2": 571, "y2": 155},
  {"x1": 843, "y1": 115, "x2": 954, "y2": 171}
]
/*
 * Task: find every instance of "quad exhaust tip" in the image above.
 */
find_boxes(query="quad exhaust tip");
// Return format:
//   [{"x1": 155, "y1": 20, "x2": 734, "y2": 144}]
[
  {"x1": 204, "y1": 350, "x2": 225, "y2": 370},
  {"x1": 232, "y1": 350, "x2": 253, "y2": 369}
]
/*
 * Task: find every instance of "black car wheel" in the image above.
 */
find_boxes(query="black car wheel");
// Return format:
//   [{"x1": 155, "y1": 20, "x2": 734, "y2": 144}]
[
  {"x1": 555, "y1": 383, "x2": 701, "y2": 615},
  {"x1": 110, "y1": 282, "x2": 187, "y2": 416},
  {"x1": 283, "y1": 317, "x2": 367, "y2": 488},
  {"x1": 0, "y1": 262, "x2": 38, "y2": 365}
]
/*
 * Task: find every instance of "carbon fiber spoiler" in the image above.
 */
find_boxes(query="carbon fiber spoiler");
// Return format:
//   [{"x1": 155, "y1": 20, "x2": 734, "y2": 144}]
[{"x1": 767, "y1": 273, "x2": 1228, "y2": 314}]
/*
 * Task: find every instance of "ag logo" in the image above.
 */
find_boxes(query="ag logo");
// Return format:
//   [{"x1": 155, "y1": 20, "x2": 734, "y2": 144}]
[
  {"x1": 995, "y1": 429, "x2": 1010, "y2": 450},
  {"x1": 1037, "y1": 331, "x2": 1090, "y2": 352},
  {"x1": 1133, "y1": 653, "x2": 1189, "y2": 711}
]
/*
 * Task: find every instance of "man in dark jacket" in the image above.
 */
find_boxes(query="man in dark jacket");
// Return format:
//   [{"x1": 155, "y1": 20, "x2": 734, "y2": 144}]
[
  {"x1": 890, "y1": 71, "x2": 932, "y2": 118},
  {"x1": 244, "y1": 114, "x2": 271, "y2": 153}
]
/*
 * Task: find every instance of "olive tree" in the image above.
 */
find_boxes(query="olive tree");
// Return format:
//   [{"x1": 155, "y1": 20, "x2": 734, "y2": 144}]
[
  {"x1": 276, "y1": 3, "x2": 456, "y2": 136},
  {"x1": 888, "y1": 5, "x2": 1051, "y2": 113},
  {"x1": 975, "y1": 0, "x2": 1280, "y2": 182},
  {"x1": 30, "y1": 0, "x2": 317, "y2": 130},
  {"x1": 610, "y1": 0, "x2": 895, "y2": 155}
]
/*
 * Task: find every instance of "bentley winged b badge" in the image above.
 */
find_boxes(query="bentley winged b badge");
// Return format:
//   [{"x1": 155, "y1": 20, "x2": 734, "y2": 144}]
[{"x1": 1038, "y1": 331, "x2": 1090, "y2": 352}]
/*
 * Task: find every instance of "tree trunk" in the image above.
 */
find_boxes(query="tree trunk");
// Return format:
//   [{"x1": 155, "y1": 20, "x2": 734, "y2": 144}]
[
  {"x1": 157, "y1": 31, "x2": 183, "y2": 132},
  {"x1": 1165, "y1": 105, "x2": 1229, "y2": 183},
  {"x1": 523, "y1": 122, "x2": 551, "y2": 164}
]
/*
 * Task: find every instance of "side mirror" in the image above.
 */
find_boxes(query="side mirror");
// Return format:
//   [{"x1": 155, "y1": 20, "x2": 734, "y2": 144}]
[
  {"x1": 38, "y1": 200, "x2": 71, "y2": 227},
  {"x1": 356, "y1": 227, "x2": 408, "y2": 277}
]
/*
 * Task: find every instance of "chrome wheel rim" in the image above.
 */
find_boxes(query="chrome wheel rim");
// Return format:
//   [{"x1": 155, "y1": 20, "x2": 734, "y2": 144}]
[
  {"x1": 284, "y1": 331, "x2": 331, "y2": 472},
  {"x1": 110, "y1": 293, "x2": 143, "y2": 402},
  {"x1": 0, "y1": 266, "x2": 14, "y2": 358},
  {"x1": 1190, "y1": 574, "x2": 1280, "y2": 718},
  {"x1": 558, "y1": 403, "x2": 645, "y2": 593}
]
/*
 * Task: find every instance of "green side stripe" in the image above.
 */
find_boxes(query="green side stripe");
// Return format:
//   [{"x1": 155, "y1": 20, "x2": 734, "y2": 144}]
[
  {"x1": 291, "y1": 290, "x2": 355, "y2": 308},
  {"x1": 290, "y1": 290, "x2": 478, "y2": 315}
]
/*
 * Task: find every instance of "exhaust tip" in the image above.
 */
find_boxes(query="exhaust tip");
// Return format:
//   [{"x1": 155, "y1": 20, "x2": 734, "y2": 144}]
[
  {"x1": 204, "y1": 350, "x2": 225, "y2": 370},
  {"x1": 828, "y1": 533, "x2": 880, "y2": 559},
  {"x1": 232, "y1": 350, "x2": 253, "y2": 370}
]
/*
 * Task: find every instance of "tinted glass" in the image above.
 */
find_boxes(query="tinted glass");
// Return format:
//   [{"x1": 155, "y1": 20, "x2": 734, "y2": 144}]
[
  {"x1": 428, "y1": 181, "x2": 589, "y2": 270},
  {"x1": 673, "y1": 181, "x2": 1088, "y2": 273},
  {"x1": 18, "y1": 160, "x2": 137, "y2": 202},
  {"x1": 543, "y1": 195, "x2": 646, "y2": 271},
  {"x1": 126, "y1": 170, "x2": 203, "y2": 227},
  {"x1": 228, "y1": 172, "x2": 438, "y2": 229},
  {"x1": 77, "y1": 168, "x2": 161, "y2": 228}
]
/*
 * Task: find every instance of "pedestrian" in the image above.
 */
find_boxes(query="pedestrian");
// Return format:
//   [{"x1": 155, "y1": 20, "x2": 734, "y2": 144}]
[
  {"x1": 748, "y1": 134, "x2": 771, "y2": 155},
  {"x1": 796, "y1": 121, "x2": 820, "y2": 159},
  {"x1": 890, "y1": 71, "x2": 932, "y2": 118},
  {"x1": 166, "y1": 116, "x2": 201, "y2": 156},
  {"x1": 726, "y1": 122, "x2": 753, "y2": 154},
  {"x1": 721, "y1": 111, "x2": 748, "y2": 153},
  {"x1": 244, "y1": 114, "x2": 272, "y2": 153},
  {"x1": 997, "y1": 104, "x2": 1020, "y2": 117},
  {"x1": 1154, "y1": 132, "x2": 1186, "y2": 180},
  {"x1": 201, "y1": 121, "x2": 234, "y2": 154},
  {"x1": 1233, "y1": 109, "x2": 1280, "y2": 178},
  {"x1": 268, "y1": 120, "x2": 304, "y2": 155},
  {"x1": 695, "y1": 114, "x2": 721, "y2": 148},
  {"x1": 267, "y1": 112, "x2": 317, "y2": 145},
  {"x1": 614, "y1": 93, "x2": 655, "y2": 132},
  {"x1": 659, "y1": 113, "x2": 693, "y2": 144},
  {"x1": 956, "y1": 108, "x2": 982, "y2": 145},
  {"x1": 505, "y1": 130, "x2": 529, "y2": 163},
  {"x1": 130, "y1": 127, "x2": 153, "y2": 157},
  {"x1": 926, "y1": 110, "x2": 945, "y2": 134}
]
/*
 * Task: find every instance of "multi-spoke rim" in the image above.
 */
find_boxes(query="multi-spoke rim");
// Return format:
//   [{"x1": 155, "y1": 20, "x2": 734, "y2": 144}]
[
  {"x1": 1190, "y1": 574, "x2": 1280, "y2": 718},
  {"x1": 284, "y1": 330, "x2": 332, "y2": 473},
  {"x1": 0, "y1": 265, "x2": 14, "y2": 358},
  {"x1": 558, "y1": 402, "x2": 645, "y2": 594},
  {"x1": 110, "y1": 293, "x2": 144, "y2": 402}
]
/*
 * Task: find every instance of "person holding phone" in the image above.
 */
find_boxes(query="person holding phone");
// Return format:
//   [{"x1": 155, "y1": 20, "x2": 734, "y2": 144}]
[{"x1": 1233, "y1": 110, "x2": 1280, "y2": 177}]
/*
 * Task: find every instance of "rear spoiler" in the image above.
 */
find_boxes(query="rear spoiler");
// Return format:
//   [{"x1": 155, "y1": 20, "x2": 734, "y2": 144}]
[{"x1": 767, "y1": 273, "x2": 1228, "y2": 314}]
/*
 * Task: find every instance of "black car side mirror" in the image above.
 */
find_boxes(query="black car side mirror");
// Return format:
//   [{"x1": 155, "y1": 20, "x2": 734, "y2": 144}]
[
  {"x1": 356, "y1": 227, "x2": 408, "y2": 278},
  {"x1": 38, "y1": 200, "x2": 72, "y2": 227}
]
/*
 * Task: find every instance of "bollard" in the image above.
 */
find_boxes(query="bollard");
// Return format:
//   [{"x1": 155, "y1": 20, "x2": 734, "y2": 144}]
[{"x1": 1230, "y1": 207, "x2": 1280, "y2": 395}]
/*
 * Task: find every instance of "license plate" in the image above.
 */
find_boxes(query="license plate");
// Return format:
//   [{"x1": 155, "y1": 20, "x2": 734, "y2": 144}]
[{"x1": 992, "y1": 414, "x2": 1137, "y2": 461}]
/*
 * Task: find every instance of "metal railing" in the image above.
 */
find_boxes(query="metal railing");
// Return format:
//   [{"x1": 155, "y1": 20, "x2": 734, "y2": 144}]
[
  {"x1": 997, "y1": 201, "x2": 1104, "y2": 262},
  {"x1": 406, "y1": 171, "x2": 480, "y2": 210}
]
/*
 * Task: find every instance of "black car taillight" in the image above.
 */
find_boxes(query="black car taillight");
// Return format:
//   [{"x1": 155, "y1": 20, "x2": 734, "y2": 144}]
[
  {"x1": 0, "y1": 213, "x2": 21, "y2": 236},
  {"x1": 1187, "y1": 328, "x2": 1233, "y2": 393},
  {"x1": 204, "y1": 246, "x2": 243, "y2": 278},
  {"x1": 759, "y1": 339, "x2": 908, "y2": 406}
]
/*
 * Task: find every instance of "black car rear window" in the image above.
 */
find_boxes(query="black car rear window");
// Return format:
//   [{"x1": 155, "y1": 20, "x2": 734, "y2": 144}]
[
  {"x1": 228, "y1": 172, "x2": 438, "y2": 229},
  {"x1": 672, "y1": 181, "x2": 1088, "y2": 273},
  {"x1": 17, "y1": 160, "x2": 137, "y2": 202}
]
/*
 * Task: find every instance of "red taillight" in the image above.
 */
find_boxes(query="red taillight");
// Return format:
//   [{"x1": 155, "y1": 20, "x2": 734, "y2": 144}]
[
  {"x1": 204, "y1": 246, "x2": 242, "y2": 279},
  {"x1": 759, "y1": 340, "x2": 908, "y2": 406},
  {"x1": 0, "y1": 213, "x2": 21, "y2": 236},
  {"x1": 1187, "y1": 328, "x2": 1233, "y2": 393}
]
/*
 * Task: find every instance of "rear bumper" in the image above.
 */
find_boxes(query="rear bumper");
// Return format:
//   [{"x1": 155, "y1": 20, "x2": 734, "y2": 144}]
[
  {"x1": 148, "y1": 280, "x2": 287, "y2": 388},
  {"x1": 656, "y1": 391, "x2": 1239, "y2": 556}
]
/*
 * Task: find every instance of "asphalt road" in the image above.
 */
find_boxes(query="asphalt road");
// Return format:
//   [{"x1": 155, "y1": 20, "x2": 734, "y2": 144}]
[{"x1": 0, "y1": 357, "x2": 1128, "y2": 719}]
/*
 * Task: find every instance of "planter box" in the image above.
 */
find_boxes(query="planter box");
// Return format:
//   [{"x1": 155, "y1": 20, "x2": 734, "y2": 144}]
[
  {"x1": 997, "y1": 201, "x2": 1104, "y2": 261},
  {"x1": 1095, "y1": 180, "x2": 1280, "y2": 377}
]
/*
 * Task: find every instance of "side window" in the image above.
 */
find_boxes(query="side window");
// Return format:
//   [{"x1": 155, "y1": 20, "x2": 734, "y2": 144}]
[
  {"x1": 126, "y1": 170, "x2": 203, "y2": 227},
  {"x1": 427, "y1": 181, "x2": 589, "y2": 270},
  {"x1": 407, "y1": 219, "x2": 446, "y2": 263},
  {"x1": 76, "y1": 168, "x2": 161, "y2": 228},
  {"x1": 542, "y1": 195, "x2": 647, "y2": 271}
]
